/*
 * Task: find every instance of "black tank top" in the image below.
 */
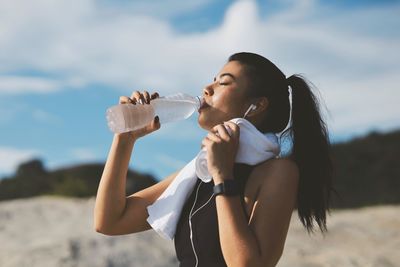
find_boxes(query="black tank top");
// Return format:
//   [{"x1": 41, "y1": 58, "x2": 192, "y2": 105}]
[{"x1": 174, "y1": 163, "x2": 255, "y2": 267}]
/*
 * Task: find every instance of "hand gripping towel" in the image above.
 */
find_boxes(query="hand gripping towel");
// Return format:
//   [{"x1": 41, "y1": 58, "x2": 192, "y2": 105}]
[{"x1": 146, "y1": 118, "x2": 281, "y2": 240}]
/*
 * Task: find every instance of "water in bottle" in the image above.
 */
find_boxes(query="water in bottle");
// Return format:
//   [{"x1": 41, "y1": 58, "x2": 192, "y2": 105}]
[{"x1": 106, "y1": 93, "x2": 202, "y2": 133}]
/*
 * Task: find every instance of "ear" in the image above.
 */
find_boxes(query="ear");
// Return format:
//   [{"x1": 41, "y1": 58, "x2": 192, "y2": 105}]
[{"x1": 254, "y1": 97, "x2": 269, "y2": 114}]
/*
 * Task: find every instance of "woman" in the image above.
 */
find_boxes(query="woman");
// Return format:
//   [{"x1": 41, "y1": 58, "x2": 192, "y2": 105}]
[{"x1": 94, "y1": 52, "x2": 335, "y2": 267}]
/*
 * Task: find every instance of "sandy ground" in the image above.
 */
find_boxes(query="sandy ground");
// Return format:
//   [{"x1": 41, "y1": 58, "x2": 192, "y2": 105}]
[
  {"x1": 278, "y1": 205, "x2": 400, "y2": 267},
  {"x1": 0, "y1": 196, "x2": 398, "y2": 267}
]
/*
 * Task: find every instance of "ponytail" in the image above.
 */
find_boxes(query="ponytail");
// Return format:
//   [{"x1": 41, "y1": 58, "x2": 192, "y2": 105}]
[
  {"x1": 227, "y1": 52, "x2": 337, "y2": 235},
  {"x1": 287, "y1": 74, "x2": 336, "y2": 235}
]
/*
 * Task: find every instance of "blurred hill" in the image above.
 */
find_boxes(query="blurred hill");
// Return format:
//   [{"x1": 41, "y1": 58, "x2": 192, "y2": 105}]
[
  {"x1": 330, "y1": 129, "x2": 400, "y2": 208},
  {"x1": 0, "y1": 160, "x2": 156, "y2": 201},
  {"x1": 0, "y1": 128, "x2": 399, "y2": 208}
]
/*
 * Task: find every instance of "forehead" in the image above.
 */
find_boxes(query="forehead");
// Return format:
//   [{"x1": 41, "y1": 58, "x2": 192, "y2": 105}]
[
  {"x1": 217, "y1": 61, "x2": 244, "y2": 78},
  {"x1": 217, "y1": 61, "x2": 249, "y2": 94}
]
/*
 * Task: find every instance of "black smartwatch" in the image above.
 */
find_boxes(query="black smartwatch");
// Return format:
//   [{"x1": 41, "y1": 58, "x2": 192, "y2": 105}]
[{"x1": 213, "y1": 179, "x2": 240, "y2": 196}]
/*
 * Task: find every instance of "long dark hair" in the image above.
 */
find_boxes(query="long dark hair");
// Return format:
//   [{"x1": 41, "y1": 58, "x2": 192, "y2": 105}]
[{"x1": 228, "y1": 52, "x2": 336, "y2": 235}]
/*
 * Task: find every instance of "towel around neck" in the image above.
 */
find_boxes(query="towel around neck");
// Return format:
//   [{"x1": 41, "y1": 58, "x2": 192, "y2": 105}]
[{"x1": 195, "y1": 118, "x2": 280, "y2": 182}]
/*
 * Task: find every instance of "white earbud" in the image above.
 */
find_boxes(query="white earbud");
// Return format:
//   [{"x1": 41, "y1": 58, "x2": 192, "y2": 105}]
[{"x1": 243, "y1": 104, "x2": 257, "y2": 119}]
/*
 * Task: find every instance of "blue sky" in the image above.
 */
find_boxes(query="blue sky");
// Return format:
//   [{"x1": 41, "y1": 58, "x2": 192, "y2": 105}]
[{"x1": 0, "y1": 0, "x2": 399, "y2": 180}]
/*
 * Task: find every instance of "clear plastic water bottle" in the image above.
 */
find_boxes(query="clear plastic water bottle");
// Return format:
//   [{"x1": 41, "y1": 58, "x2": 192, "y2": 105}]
[{"x1": 106, "y1": 93, "x2": 202, "y2": 133}]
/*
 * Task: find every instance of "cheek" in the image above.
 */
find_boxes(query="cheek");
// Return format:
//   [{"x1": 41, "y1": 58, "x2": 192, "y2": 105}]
[
  {"x1": 197, "y1": 91, "x2": 245, "y2": 129},
  {"x1": 212, "y1": 93, "x2": 226, "y2": 107},
  {"x1": 214, "y1": 91, "x2": 240, "y2": 110},
  {"x1": 217, "y1": 94, "x2": 245, "y2": 116}
]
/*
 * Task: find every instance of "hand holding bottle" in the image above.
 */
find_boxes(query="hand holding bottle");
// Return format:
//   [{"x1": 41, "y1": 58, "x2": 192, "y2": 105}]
[
  {"x1": 116, "y1": 90, "x2": 161, "y2": 140},
  {"x1": 107, "y1": 92, "x2": 202, "y2": 136}
]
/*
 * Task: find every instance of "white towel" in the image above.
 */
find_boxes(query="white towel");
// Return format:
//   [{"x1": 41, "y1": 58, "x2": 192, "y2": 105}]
[{"x1": 146, "y1": 117, "x2": 281, "y2": 240}]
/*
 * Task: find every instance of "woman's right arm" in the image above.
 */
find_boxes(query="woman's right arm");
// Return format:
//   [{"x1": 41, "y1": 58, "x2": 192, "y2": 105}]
[
  {"x1": 94, "y1": 135, "x2": 180, "y2": 235},
  {"x1": 95, "y1": 164, "x2": 181, "y2": 235},
  {"x1": 94, "y1": 91, "x2": 180, "y2": 235}
]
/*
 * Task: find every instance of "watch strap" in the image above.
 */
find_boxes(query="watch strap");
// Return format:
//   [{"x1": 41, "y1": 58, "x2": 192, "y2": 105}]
[{"x1": 213, "y1": 179, "x2": 240, "y2": 196}]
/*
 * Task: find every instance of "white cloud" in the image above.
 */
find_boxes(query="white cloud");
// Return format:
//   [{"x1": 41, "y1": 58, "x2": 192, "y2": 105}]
[
  {"x1": 31, "y1": 109, "x2": 62, "y2": 124},
  {"x1": 154, "y1": 153, "x2": 187, "y2": 170},
  {"x1": 99, "y1": 0, "x2": 214, "y2": 19},
  {"x1": 0, "y1": 147, "x2": 40, "y2": 175},
  {"x1": 69, "y1": 148, "x2": 98, "y2": 161},
  {"x1": 0, "y1": 76, "x2": 88, "y2": 94},
  {"x1": 0, "y1": 101, "x2": 63, "y2": 125},
  {"x1": 0, "y1": 101, "x2": 26, "y2": 124},
  {"x1": 0, "y1": 0, "x2": 399, "y2": 138},
  {"x1": 322, "y1": 71, "x2": 400, "y2": 136},
  {"x1": 0, "y1": 76, "x2": 60, "y2": 94}
]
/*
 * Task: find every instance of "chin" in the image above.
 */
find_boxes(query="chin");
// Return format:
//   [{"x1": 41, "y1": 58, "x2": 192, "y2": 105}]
[
  {"x1": 197, "y1": 117, "x2": 210, "y2": 131},
  {"x1": 197, "y1": 113, "x2": 215, "y2": 131},
  {"x1": 198, "y1": 113, "x2": 227, "y2": 131}
]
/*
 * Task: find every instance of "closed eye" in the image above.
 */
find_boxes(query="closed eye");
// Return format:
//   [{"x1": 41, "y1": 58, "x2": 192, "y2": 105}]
[{"x1": 213, "y1": 76, "x2": 231, "y2": 86}]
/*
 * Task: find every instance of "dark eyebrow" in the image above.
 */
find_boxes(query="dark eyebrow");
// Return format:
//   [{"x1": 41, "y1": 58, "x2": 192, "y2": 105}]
[{"x1": 214, "y1": 73, "x2": 236, "y2": 82}]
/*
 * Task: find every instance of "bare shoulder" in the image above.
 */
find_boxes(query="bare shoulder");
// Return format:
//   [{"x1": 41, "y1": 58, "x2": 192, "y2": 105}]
[
  {"x1": 257, "y1": 156, "x2": 298, "y2": 175},
  {"x1": 245, "y1": 157, "x2": 299, "y2": 202},
  {"x1": 253, "y1": 157, "x2": 299, "y2": 185}
]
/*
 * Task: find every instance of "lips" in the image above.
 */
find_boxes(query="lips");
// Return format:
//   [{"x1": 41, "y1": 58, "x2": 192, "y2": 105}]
[{"x1": 198, "y1": 99, "x2": 211, "y2": 112}]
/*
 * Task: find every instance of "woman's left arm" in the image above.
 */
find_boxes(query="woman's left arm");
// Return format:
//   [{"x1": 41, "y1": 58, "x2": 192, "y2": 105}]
[
  {"x1": 202, "y1": 121, "x2": 299, "y2": 267},
  {"x1": 214, "y1": 160, "x2": 299, "y2": 267}
]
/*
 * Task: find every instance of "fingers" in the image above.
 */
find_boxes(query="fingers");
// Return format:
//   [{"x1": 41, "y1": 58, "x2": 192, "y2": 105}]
[
  {"x1": 143, "y1": 91, "x2": 150, "y2": 104},
  {"x1": 212, "y1": 124, "x2": 231, "y2": 141},
  {"x1": 143, "y1": 115, "x2": 161, "y2": 135},
  {"x1": 150, "y1": 92, "x2": 159, "y2": 100},
  {"x1": 119, "y1": 96, "x2": 133, "y2": 104},
  {"x1": 152, "y1": 115, "x2": 160, "y2": 129},
  {"x1": 223, "y1": 121, "x2": 240, "y2": 139},
  {"x1": 201, "y1": 136, "x2": 212, "y2": 148},
  {"x1": 120, "y1": 91, "x2": 159, "y2": 105},
  {"x1": 204, "y1": 123, "x2": 234, "y2": 146},
  {"x1": 206, "y1": 132, "x2": 221, "y2": 142},
  {"x1": 131, "y1": 91, "x2": 143, "y2": 104}
]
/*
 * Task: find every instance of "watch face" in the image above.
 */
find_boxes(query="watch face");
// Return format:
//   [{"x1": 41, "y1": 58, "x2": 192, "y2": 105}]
[{"x1": 213, "y1": 179, "x2": 240, "y2": 196}]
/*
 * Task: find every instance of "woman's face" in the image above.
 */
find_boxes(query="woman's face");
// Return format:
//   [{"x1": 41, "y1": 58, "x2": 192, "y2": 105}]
[{"x1": 197, "y1": 60, "x2": 253, "y2": 131}]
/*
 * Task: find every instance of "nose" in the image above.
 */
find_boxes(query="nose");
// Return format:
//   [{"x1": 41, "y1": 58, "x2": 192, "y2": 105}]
[{"x1": 203, "y1": 83, "x2": 214, "y2": 97}]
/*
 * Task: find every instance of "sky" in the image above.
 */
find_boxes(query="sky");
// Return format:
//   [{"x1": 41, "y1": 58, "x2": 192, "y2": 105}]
[{"x1": 0, "y1": 0, "x2": 399, "y2": 181}]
